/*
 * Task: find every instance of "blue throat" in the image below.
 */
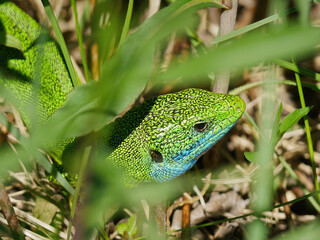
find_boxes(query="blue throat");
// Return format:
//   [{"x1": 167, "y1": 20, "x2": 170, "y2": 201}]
[{"x1": 150, "y1": 122, "x2": 236, "y2": 182}]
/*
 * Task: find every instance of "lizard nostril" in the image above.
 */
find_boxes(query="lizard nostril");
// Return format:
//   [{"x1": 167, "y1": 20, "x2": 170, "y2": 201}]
[{"x1": 150, "y1": 150, "x2": 163, "y2": 163}]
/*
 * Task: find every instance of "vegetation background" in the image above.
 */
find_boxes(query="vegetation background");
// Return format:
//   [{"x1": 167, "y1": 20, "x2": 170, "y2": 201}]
[{"x1": 0, "y1": 0, "x2": 320, "y2": 239}]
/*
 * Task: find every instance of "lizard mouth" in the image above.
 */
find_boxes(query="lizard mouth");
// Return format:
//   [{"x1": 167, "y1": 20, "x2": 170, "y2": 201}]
[{"x1": 236, "y1": 97, "x2": 246, "y2": 116}]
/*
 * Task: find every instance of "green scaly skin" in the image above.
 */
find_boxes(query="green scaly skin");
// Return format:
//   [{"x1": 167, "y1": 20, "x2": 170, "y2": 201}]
[
  {"x1": 0, "y1": 0, "x2": 73, "y2": 158},
  {"x1": 0, "y1": 1, "x2": 73, "y2": 125},
  {"x1": 0, "y1": 1, "x2": 246, "y2": 185}
]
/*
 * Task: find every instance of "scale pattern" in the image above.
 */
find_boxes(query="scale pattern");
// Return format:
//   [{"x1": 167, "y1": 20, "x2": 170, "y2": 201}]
[{"x1": 0, "y1": 0, "x2": 73, "y2": 127}]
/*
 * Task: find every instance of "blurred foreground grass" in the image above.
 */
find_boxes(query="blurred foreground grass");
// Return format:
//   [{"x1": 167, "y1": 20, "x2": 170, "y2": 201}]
[{"x1": 0, "y1": 0, "x2": 320, "y2": 239}]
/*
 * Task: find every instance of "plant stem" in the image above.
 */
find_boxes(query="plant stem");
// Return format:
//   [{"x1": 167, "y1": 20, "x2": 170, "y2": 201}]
[
  {"x1": 41, "y1": 0, "x2": 80, "y2": 86},
  {"x1": 70, "y1": 0, "x2": 90, "y2": 82},
  {"x1": 292, "y1": 57, "x2": 320, "y2": 203},
  {"x1": 67, "y1": 146, "x2": 92, "y2": 240},
  {"x1": 119, "y1": 0, "x2": 134, "y2": 47}
]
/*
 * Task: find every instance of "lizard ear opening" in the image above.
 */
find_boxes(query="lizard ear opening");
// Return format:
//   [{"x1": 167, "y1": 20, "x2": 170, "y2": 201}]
[
  {"x1": 149, "y1": 150, "x2": 163, "y2": 163},
  {"x1": 194, "y1": 122, "x2": 209, "y2": 132}
]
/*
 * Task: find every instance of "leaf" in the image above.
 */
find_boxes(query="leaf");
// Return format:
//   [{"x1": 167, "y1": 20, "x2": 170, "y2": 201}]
[
  {"x1": 32, "y1": 196, "x2": 59, "y2": 224},
  {"x1": 158, "y1": 26, "x2": 320, "y2": 84},
  {"x1": 0, "y1": 31, "x2": 23, "y2": 50},
  {"x1": 35, "y1": 152, "x2": 75, "y2": 195},
  {"x1": 116, "y1": 222, "x2": 127, "y2": 236},
  {"x1": 278, "y1": 106, "x2": 312, "y2": 136},
  {"x1": 270, "y1": 103, "x2": 283, "y2": 147},
  {"x1": 246, "y1": 106, "x2": 312, "y2": 164},
  {"x1": 244, "y1": 152, "x2": 258, "y2": 163},
  {"x1": 275, "y1": 103, "x2": 283, "y2": 130},
  {"x1": 115, "y1": 215, "x2": 137, "y2": 237},
  {"x1": 96, "y1": 0, "x2": 227, "y2": 129},
  {"x1": 126, "y1": 215, "x2": 137, "y2": 237},
  {"x1": 41, "y1": 82, "x2": 112, "y2": 138}
]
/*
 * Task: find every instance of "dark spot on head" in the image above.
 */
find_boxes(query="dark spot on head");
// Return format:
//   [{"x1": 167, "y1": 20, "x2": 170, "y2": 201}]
[
  {"x1": 149, "y1": 150, "x2": 163, "y2": 163},
  {"x1": 193, "y1": 122, "x2": 209, "y2": 132}
]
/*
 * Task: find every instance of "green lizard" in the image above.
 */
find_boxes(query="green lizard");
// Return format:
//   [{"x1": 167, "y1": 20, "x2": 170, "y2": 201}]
[{"x1": 0, "y1": 1, "x2": 245, "y2": 184}]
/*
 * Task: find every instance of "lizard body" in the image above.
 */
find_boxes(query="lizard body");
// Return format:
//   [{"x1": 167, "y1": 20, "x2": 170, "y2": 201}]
[
  {"x1": 0, "y1": 1, "x2": 245, "y2": 184},
  {"x1": 0, "y1": 0, "x2": 73, "y2": 127}
]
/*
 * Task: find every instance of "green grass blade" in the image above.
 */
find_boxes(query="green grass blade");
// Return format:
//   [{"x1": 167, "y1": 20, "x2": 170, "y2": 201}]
[
  {"x1": 274, "y1": 58, "x2": 320, "y2": 82},
  {"x1": 212, "y1": 13, "x2": 280, "y2": 45},
  {"x1": 67, "y1": 146, "x2": 92, "y2": 240},
  {"x1": 211, "y1": 6, "x2": 297, "y2": 45},
  {"x1": 292, "y1": 57, "x2": 320, "y2": 203},
  {"x1": 294, "y1": 0, "x2": 310, "y2": 26},
  {"x1": 159, "y1": 26, "x2": 320, "y2": 84},
  {"x1": 242, "y1": 95, "x2": 320, "y2": 212},
  {"x1": 36, "y1": 153, "x2": 75, "y2": 195},
  {"x1": 0, "y1": 112, "x2": 75, "y2": 195},
  {"x1": 118, "y1": 0, "x2": 134, "y2": 47},
  {"x1": 40, "y1": 0, "x2": 80, "y2": 87},
  {"x1": 229, "y1": 80, "x2": 320, "y2": 95},
  {"x1": 70, "y1": 0, "x2": 90, "y2": 82}
]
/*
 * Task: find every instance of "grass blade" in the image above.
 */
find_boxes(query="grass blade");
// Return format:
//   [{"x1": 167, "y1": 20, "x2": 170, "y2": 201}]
[{"x1": 40, "y1": 0, "x2": 80, "y2": 87}]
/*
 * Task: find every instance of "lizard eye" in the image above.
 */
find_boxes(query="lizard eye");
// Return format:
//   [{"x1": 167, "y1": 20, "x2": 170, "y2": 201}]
[
  {"x1": 194, "y1": 122, "x2": 209, "y2": 132},
  {"x1": 150, "y1": 150, "x2": 163, "y2": 163}
]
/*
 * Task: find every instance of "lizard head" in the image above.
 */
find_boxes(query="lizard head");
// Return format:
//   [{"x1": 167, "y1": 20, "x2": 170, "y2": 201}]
[{"x1": 142, "y1": 88, "x2": 245, "y2": 182}]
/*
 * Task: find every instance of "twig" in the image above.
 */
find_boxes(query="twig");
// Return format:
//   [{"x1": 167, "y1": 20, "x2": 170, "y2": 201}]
[
  {"x1": 0, "y1": 181, "x2": 25, "y2": 239},
  {"x1": 212, "y1": 0, "x2": 238, "y2": 93}
]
